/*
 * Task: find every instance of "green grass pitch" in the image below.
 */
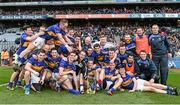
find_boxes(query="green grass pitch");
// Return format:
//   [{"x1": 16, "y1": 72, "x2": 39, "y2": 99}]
[{"x1": 0, "y1": 66, "x2": 180, "y2": 104}]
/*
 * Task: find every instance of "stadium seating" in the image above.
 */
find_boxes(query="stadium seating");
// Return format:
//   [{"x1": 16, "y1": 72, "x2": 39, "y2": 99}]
[
  {"x1": 0, "y1": 6, "x2": 180, "y2": 15},
  {"x1": 0, "y1": 33, "x2": 20, "y2": 41}
]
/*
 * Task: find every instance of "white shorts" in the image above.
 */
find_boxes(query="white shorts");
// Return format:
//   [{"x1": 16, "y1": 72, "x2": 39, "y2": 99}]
[
  {"x1": 52, "y1": 73, "x2": 74, "y2": 81},
  {"x1": 33, "y1": 37, "x2": 45, "y2": 49},
  {"x1": 67, "y1": 74, "x2": 73, "y2": 80},
  {"x1": 52, "y1": 73, "x2": 59, "y2": 81},
  {"x1": 137, "y1": 79, "x2": 144, "y2": 91},
  {"x1": 13, "y1": 53, "x2": 18, "y2": 64},
  {"x1": 31, "y1": 73, "x2": 40, "y2": 84},
  {"x1": 105, "y1": 81, "x2": 114, "y2": 90}
]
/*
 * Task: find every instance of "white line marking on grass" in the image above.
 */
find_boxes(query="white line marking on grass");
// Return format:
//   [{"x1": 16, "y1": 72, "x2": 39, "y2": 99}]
[{"x1": 0, "y1": 83, "x2": 8, "y2": 87}]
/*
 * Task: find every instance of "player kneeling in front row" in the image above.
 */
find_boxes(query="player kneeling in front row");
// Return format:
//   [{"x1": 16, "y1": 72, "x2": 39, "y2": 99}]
[
  {"x1": 54, "y1": 52, "x2": 80, "y2": 95},
  {"x1": 82, "y1": 58, "x2": 97, "y2": 94},
  {"x1": 44, "y1": 48, "x2": 62, "y2": 91},
  {"x1": 103, "y1": 62, "x2": 122, "y2": 96},
  {"x1": 74, "y1": 51, "x2": 86, "y2": 94},
  {"x1": 119, "y1": 65, "x2": 178, "y2": 96},
  {"x1": 7, "y1": 25, "x2": 42, "y2": 90},
  {"x1": 24, "y1": 50, "x2": 47, "y2": 95}
]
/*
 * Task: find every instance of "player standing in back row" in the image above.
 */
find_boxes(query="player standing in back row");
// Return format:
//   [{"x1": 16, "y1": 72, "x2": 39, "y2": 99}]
[{"x1": 149, "y1": 24, "x2": 172, "y2": 85}]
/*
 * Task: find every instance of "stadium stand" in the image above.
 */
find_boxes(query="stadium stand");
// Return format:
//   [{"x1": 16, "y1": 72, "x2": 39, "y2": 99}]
[{"x1": 0, "y1": 6, "x2": 179, "y2": 15}]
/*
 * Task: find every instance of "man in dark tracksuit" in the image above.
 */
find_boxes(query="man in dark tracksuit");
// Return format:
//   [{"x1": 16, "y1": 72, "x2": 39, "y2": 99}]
[
  {"x1": 149, "y1": 24, "x2": 172, "y2": 85},
  {"x1": 136, "y1": 50, "x2": 158, "y2": 83}
]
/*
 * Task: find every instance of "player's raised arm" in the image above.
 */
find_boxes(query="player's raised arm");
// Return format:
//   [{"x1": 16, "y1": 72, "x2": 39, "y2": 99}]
[
  {"x1": 59, "y1": 67, "x2": 72, "y2": 76},
  {"x1": 26, "y1": 31, "x2": 44, "y2": 41},
  {"x1": 65, "y1": 30, "x2": 75, "y2": 45},
  {"x1": 21, "y1": 25, "x2": 44, "y2": 42},
  {"x1": 57, "y1": 33, "x2": 68, "y2": 45}
]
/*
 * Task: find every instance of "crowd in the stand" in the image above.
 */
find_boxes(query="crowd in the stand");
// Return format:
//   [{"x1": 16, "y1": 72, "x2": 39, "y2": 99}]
[
  {"x1": 6, "y1": 20, "x2": 179, "y2": 96},
  {"x1": 0, "y1": 6, "x2": 180, "y2": 15},
  {"x1": 53, "y1": 7, "x2": 180, "y2": 14},
  {"x1": 69, "y1": 24, "x2": 180, "y2": 54}
]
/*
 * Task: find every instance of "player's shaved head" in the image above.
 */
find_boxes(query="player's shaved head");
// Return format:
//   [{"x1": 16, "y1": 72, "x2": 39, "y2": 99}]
[{"x1": 42, "y1": 44, "x2": 50, "y2": 53}]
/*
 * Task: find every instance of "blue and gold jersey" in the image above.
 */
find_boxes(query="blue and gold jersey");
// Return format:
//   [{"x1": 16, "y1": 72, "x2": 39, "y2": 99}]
[
  {"x1": 87, "y1": 68, "x2": 96, "y2": 77},
  {"x1": 105, "y1": 67, "x2": 117, "y2": 77},
  {"x1": 125, "y1": 41, "x2": 136, "y2": 56},
  {"x1": 45, "y1": 55, "x2": 62, "y2": 72},
  {"x1": 121, "y1": 73, "x2": 134, "y2": 90},
  {"x1": 40, "y1": 24, "x2": 66, "y2": 40},
  {"x1": 103, "y1": 55, "x2": 120, "y2": 67},
  {"x1": 28, "y1": 57, "x2": 47, "y2": 72},
  {"x1": 16, "y1": 33, "x2": 31, "y2": 55},
  {"x1": 92, "y1": 50, "x2": 106, "y2": 66},
  {"x1": 125, "y1": 42, "x2": 136, "y2": 51},
  {"x1": 57, "y1": 59, "x2": 76, "y2": 73}
]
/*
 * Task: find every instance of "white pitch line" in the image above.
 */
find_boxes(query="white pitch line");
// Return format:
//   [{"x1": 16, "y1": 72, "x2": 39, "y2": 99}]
[{"x1": 0, "y1": 83, "x2": 8, "y2": 87}]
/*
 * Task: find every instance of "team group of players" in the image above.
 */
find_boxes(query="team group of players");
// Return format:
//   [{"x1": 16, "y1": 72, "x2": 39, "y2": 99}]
[{"x1": 6, "y1": 19, "x2": 178, "y2": 96}]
